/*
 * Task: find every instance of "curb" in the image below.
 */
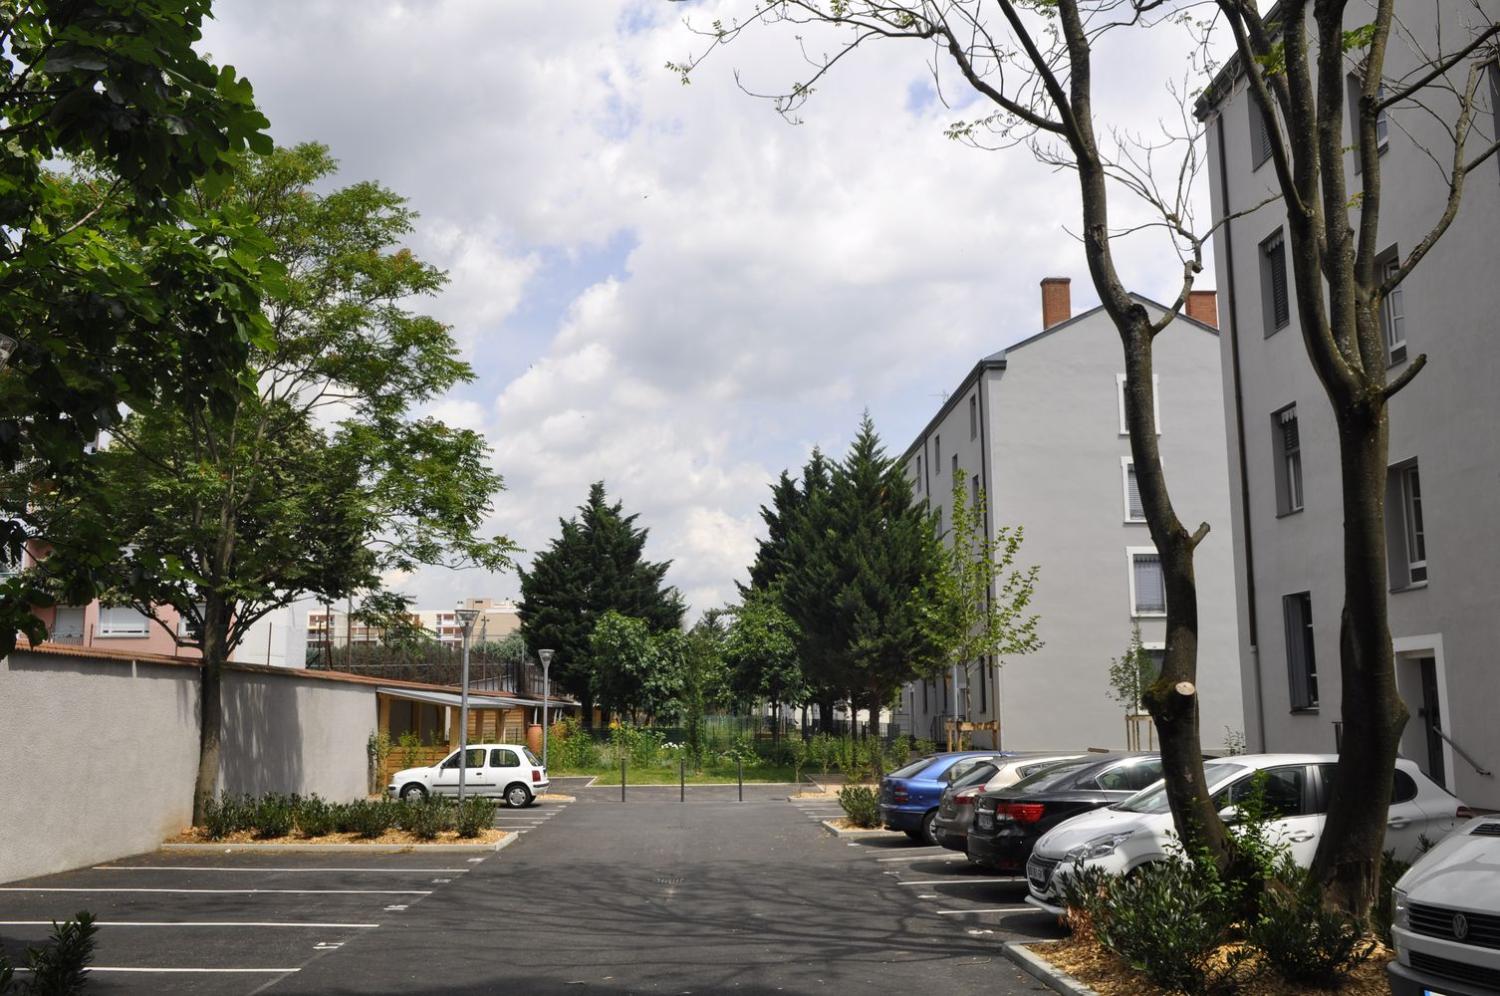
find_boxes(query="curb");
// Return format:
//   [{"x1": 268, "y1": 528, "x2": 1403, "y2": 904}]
[
  {"x1": 819, "y1": 819, "x2": 902, "y2": 838},
  {"x1": 161, "y1": 833, "x2": 518, "y2": 855},
  {"x1": 1001, "y1": 941, "x2": 1100, "y2": 996}
]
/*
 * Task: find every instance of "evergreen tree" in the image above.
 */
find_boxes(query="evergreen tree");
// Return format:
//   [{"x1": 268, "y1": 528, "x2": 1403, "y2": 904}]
[{"x1": 519, "y1": 482, "x2": 684, "y2": 725}]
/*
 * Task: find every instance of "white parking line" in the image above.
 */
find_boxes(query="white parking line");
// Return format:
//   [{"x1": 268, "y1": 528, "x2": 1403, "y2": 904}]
[
  {"x1": 92, "y1": 866, "x2": 469, "y2": 874},
  {"x1": 935, "y1": 906, "x2": 1035, "y2": 915},
  {"x1": 0, "y1": 888, "x2": 430, "y2": 895},
  {"x1": 875, "y1": 853, "x2": 967, "y2": 862},
  {"x1": 16, "y1": 968, "x2": 298, "y2": 975},
  {"x1": 896, "y1": 879, "x2": 1007, "y2": 887},
  {"x1": 0, "y1": 921, "x2": 378, "y2": 928}
]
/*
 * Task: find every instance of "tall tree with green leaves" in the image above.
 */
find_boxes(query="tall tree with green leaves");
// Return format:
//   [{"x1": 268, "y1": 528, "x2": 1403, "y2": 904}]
[
  {"x1": 519, "y1": 482, "x2": 685, "y2": 724},
  {"x1": 930, "y1": 470, "x2": 1042, "y2": 736},
  {"x1": 29, "y1": 144, "x2": 515, "y2": 822},
  {"x1": 681, "y1": 610, "x2": 731, "y2": 761},
  {"x1": 723, "y1": 588, "x2": 804, "y2": 728},
  {"x1": 0, "y1": 0, "x2": 276, "y2": 651}
]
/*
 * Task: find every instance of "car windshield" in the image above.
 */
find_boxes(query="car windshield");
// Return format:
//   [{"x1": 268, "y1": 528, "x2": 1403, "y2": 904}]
[
  {"x1": 1005, "y1": 755, "x2": 1099, "y2": 794},
  {"x1": 1114, "y1": 761, "x2": 1250, "y2": 814},
  {"x1": 951, "y1": 763, "x2": 998, "y2": 790},
  {"x1": 888, "y1": 757, "x2": 936, "y2": 780}
]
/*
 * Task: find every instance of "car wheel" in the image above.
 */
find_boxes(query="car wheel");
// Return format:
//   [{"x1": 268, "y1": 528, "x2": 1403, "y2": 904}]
[
  {"x1": 399, "y1": 783, "x2": 427, "y2": 802},
  {"x1": 919, "y1": 810, "x2": 939, "y2": 845},
  {"x1": 505, "y1": 783, "x2": 533, "y2": 808}
]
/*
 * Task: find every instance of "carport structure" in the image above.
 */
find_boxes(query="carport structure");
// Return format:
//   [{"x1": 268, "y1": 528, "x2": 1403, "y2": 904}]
[{"x1": 374, "y1": 685, "x2": 559, "y2": 785}]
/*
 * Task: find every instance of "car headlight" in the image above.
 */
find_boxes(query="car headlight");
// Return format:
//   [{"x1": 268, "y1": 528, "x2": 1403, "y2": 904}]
[
  {"x1": 1392, "y1": 888, "x2": 1410, "y2": 931},
  {"x1": 1065, "y1": 831, "x2": 1137, "y2": 862}
]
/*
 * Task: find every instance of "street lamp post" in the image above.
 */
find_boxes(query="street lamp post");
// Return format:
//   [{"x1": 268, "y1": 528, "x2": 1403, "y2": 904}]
[
  {"x1": 538, "y1": 649, "x2": 554, "y2": 770},
  {"x1": 455, "y1": 604, "x2": 481, "y2": 802}
]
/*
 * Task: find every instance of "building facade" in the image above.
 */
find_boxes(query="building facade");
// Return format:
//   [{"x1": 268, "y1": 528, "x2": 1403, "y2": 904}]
[
  {"x1": 897, "y1": 280, "x2": 1244, "y2": 752},
  {"x1": 1197, "y1": 5, "x2": 1500, "y2": 807},
  {"x1": 305, "y1": 598, "x2": 521, "y2": 650}
]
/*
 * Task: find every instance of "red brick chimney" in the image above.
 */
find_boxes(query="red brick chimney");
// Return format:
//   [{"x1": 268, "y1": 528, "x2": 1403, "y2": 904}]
[
  {"x1": 1186, "y1": 289, "x2": 1219, "y2": 328},
  {"x1": 1041, "y1": 277, "x2": 1072, "y2": 329}
]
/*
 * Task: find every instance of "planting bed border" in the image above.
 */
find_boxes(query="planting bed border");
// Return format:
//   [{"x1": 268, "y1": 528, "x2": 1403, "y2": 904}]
[
  {"x1": 819, "y1": 819, "x2": 901, "y2": 838},
  {"x1": 1002, "y1": 940, "x2": 1100, "y2": 996},
  {"x1": 162, "y1": 833, "x2": 518, "y2": 855}
]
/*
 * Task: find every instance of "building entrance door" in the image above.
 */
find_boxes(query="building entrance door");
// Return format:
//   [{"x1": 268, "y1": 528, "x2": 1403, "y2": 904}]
[{"x1": 1417, "y1": 657, "x2": 1446, "y2": 790}]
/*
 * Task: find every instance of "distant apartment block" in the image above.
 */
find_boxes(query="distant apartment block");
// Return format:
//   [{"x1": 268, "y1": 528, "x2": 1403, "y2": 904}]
[
  {"x1": 896, "y1": 279, "x2": 1244, "y2": 752},
  {"x1": 305, "y1": 598, "x2": 521, "y2": 649},
  {"x1": 1197, "y1": 3, "x2": 1500, "y2": 807}
]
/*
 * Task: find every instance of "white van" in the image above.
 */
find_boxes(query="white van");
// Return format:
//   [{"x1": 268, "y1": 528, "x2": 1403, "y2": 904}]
[
  {"x1": 1390, "y1": 816, "x2": 1500, "y2": 995},
  {"x1": 388, "y1": 744, "x2": 549, "y2": 808}
]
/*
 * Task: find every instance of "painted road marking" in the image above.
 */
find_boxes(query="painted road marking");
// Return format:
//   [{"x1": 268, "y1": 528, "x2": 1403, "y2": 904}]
[
  {"x1": 0, "y1": 888, "x2": 430, "y2": 895},
  {"x1": 875, "y1": 853, "x2": 968, "y2": 862},
  {"x1": 383, "y1": 905, "x2": 408, "y2": 912},
  {"x1": 0, "y1": 921, "x2": 378, "y2": 929},
  {"x1": 16, "y1": 967, "x2": 299, "y2": 975},
  {"x1": 896, "y1": 879, "x2": 1005, "y2": 887},
  {"x1": 92, "y1": 866, "x2": 469, "y2": 874},
  {"x1": 935, "y1": 906, "x2": 1035, "y2": 914}
]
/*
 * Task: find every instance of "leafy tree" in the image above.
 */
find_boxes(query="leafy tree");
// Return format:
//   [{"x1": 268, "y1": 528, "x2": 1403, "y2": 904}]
[
  {"x1": 1107, "y1": 625, "x2": 1154, "y2": 716},
  {"x1": 0, "y1": 0, "x2": 275, "y2": 650},
  {"x1": 588, "y1": 611, "x2": 685, "y2": 723},
  {"x1": 724, "y1": 588, "x2": 805, "y2": 724},
  {"x1": 680, "y1": 611, "x2": 731, "y2": 761},
  {"x1": 519, "y1": 482, "x2": 685, "y2": 724},
  {"x1": 28, "y1": 144, "x2": 514, "y2": 822},
  {"x1": 930, "y1": 469, "x2": 1042, "y2": 730}
]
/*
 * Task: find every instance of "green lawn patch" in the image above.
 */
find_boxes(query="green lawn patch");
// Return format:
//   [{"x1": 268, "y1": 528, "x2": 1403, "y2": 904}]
[{"x1": 553, "y1": 764, "x2": 800, "y2": 785}]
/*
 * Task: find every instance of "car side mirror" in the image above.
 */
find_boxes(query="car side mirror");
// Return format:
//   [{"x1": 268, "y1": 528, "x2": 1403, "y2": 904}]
[{"x1": 1218, "y1": 804, "x2": 1242, "y2": 824}]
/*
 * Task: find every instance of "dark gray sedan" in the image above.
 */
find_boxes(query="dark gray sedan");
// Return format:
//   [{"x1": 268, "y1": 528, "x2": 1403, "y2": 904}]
[{"x1": 932, "y1": 754, "x2": 1086, "y2": 855}]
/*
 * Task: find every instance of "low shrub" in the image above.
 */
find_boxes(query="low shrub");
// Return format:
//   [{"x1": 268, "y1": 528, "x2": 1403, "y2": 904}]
[
  {"x1": 1063, "y1": 855, "x2": 1250, "y2": 995},
  {"x1": 202, "y1": 793, "x2": 254, "y2": 839},
  {"x1": 400, "y1": 796, "x2": 453, "y2": 840},
  {"x1": 837, "y1": 786, "x2": 880, "y2": 828},
  {"x1": 0, "y1": 911, "x2": 97, "y2": 994},
  {"x1": 251, "y1": 794, "x2": 296, "y2": 839},
  {"x1": 1249, "y1": 862, "x2": 1374, "y2": 987},
  {"x1": 1375, "y1": 849, "x2": 1413, "y2": 945},
  {"x1": 295, "y1": 796, "x2": 336, "y2": 838},
  {"x1": 343, "y1": 799, "x2": 398, "y2": 839},
  {"x1": 455, "y1": 797, "x2": 497, "y2": 838}
]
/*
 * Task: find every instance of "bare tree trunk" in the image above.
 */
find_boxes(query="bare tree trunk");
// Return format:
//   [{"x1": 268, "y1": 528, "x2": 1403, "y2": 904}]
[
  {"x1": 192, "y1": 596, "x2": 231, "y2": 825},
  {"x1": 1311, "y1": 406, "x2": 1409, "y2": 913}
]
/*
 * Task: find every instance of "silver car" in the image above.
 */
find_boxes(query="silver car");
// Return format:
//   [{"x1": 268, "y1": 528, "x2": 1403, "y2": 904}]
[{"x1": 933, "y1": 754, "x2": 1086, "y2": 856}]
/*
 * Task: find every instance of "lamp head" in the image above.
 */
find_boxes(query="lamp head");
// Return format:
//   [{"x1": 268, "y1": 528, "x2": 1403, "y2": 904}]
[
  {"x1": 454, "y1": 605, "x2": 481, "y2": 631},
  {"x1": 538, "y1": 649, "x2": 555, "y2": 668}
]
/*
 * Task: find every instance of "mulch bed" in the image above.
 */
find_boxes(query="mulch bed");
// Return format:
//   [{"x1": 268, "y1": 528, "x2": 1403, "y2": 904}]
[
  {"x1": 167, "y1": 826, "x2": 510, "y2": 846},
  {"x1": 1037, "y1": 932, "x2": 1394, "y2": 996}
]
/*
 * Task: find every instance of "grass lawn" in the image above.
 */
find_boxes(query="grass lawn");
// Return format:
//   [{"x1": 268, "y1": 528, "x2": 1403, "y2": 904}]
[{"x1": 553, "y1": 764, "x2": 801, "y2": 785}]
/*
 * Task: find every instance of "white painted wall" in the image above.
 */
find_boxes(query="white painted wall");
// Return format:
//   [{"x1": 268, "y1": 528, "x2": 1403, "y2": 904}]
[{"x1": 0, "y1": 650, "x2": 376, "y2": 884}]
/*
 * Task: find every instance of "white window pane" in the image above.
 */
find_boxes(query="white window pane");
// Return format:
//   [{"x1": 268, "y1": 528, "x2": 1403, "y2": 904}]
[
  {"x1": 1133, "y1": 554, "x2": 1166, "y2": 614},
  {"x1": 100, "y1": 605, "x2": 149, "y2": 636},
  {"x1": 1126, "y1": 465, "x2": 1145, "y2": 520}
]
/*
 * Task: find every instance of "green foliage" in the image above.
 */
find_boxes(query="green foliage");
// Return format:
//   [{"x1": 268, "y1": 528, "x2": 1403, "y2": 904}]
[
  {"x1": 1374, "y1": 850, "x2": 1412, "y2": 945},
  {"x1": 1106, "y1": 625, "x2": 1155, "y2": 713},
  {"x1": 397, "y1": 732, "x2": 425, "y2": 770},
  {"x1": 251, "y1": 795, "x2": 296, "y2": 839},
  {"x1": 931, "y1": 470, "x2": 1043, "y2": 707},
  {"x1": 590, "y1": 613, "x2": 689, "y2": 722},
  {"x1": 724, "y1": 589, "x2": 805, "y2": 713},
  {"x1": 343, "y1": 799, "x2": 399, "y2": 839},
  {"x1": 0, "y1": 910, "x2": 98, "y2": 995},
  {"x1": 550, "y1": 715, "x2": 603, "y2": 770},
  {"x1": 1249, "y1": 861, "x2": 1374, "y2": 987},
  {"x1": 455, "y1": 797, "x2": 498, "y2": 838},
  {"x1": 295, "y1": 797, "x2": 336, "y2": 838},
  {"x1": 1063, "y1": 855, "x2": 1252, "y2": 995},
  {"x1": 398, "y1": 795, "x2": 454, "y2": 841},
  {"x1": 680, "y1": 613, "x2": 730, "y2": 763},
  {"x1": 520, "y1": 482, "x2": 685, "y2": 718},
  {"x1": 837, "y1": 786, "x2": 880, "y2": 828},
  {"x1": 202, "y1": 793, "x2": 255, "y2": 839}
]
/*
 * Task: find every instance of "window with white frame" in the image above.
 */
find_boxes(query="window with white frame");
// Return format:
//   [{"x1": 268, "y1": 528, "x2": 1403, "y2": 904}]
[
  {"x1": 1377, "y1": 245, "x2": 1406, "y2": 364},
  {"x1": 98, "y1": 604, "x2": 150, "y2": 637},
  {"x1": 1272, "y1": 404, "x2": 1304, "y2": 515},
  {"x1": 1116, "y1": 374, "x2": 1161, "y2": 436},
  {"x1": 178, "y1": 604, "x2": 207, "y2": 641},
  {"x1": 914, "y1": 455, "x2": 923, "y2": 492},
  {"x1": 1399, "y1": 463, "x2": 1427, "y2": 585},
  {"x1": 1128, "y1": 548, "x2": 1167, "y2": 617},
  {"x1": 1122, "y1": 458, "x2": 1146, "y2": 522}
]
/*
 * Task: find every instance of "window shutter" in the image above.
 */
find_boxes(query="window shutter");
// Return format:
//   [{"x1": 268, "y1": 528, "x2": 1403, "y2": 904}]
[
  {"x1": 1251, "y1": 103, "x2": 1274, "y2": 166},
  {"x1": 1126, "y1": 465, "x2": 1144, "y2": 520},
  {"x1": 1270, "y1": 240, "x2": 1289, "y2": 327},
  {"x1": 1279, "y1": 408, "x2": 1299, "y2": 451},
  {"x1": 1133, "y1": 554, "x2": 1165, "y2": 613}
]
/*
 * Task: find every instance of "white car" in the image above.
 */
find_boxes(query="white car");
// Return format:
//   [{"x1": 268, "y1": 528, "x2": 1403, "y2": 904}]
[
  {"x1": 388, "y1": 743, "x2": 549, "y2": 807},
  {"x1": 1025, "y1": 753, "x2": 1466, "y2": 915},
  {"x1": 1389, "y1": 815, "x2": 1500, "y2": 996}
]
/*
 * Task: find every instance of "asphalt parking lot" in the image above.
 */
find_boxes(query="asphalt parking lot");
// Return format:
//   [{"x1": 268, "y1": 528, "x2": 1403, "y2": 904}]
[{"x1": 0, "y1": 796, "x2": 575, "y2": 994}]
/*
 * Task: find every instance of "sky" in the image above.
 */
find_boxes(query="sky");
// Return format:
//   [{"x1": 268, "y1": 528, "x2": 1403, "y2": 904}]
[{"x1": 199, "y1": 1, "x2": 1220, "y2": 619}]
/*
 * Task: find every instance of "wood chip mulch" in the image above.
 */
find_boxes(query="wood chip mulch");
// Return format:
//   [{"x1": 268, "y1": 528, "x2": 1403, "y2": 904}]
[
  {"x1": 1037, "y1": 933, "x2": 1395, "y2": 996},
  {"x1": 167, "y1": 827, "x2": 510, "y2": 846}
]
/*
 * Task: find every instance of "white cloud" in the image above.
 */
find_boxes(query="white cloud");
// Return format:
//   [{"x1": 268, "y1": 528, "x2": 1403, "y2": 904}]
[{"x1": 202, "y1": 0, "x2": 1219, "y2": 619}]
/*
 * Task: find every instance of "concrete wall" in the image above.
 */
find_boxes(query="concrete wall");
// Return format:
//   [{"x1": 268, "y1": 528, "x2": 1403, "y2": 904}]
[
  {"x1": 1202, "y1": 3, "x2": 1500, "y2": 808},
  {"x1": 897, "y1": 301, "x2": 1244, "y2": 752},
  {"x1": 0, "y1": 650, "x2": 376, "y2": 884}
]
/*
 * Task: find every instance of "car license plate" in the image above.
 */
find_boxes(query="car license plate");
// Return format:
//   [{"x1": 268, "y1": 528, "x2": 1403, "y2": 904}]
[
  {"x1": 977, "y1": 811, "x2": 993, "y2": 829},
  {"x1": 1424, "y1": 990, "x2": 1450, "y2": 996}
]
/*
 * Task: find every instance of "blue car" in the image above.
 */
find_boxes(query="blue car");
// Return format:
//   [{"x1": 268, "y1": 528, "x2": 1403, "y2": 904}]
[{"x1": 879, "y1": 751, "x2": 1011, "y2": 844}]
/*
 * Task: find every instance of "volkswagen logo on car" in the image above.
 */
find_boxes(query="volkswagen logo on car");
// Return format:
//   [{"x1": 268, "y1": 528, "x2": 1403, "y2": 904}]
[{"x1": 1452, "y1": 912, "x2": 1469, "y2": 941}]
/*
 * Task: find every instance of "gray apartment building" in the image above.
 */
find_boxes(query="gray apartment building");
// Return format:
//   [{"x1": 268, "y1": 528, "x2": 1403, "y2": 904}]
[
  {"x1": 897, "y1": 280, "x2": 1244, "y2": 753},
  {"x1": 1197, "y1": 4, "x2": 1500, "y2": 808}
]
